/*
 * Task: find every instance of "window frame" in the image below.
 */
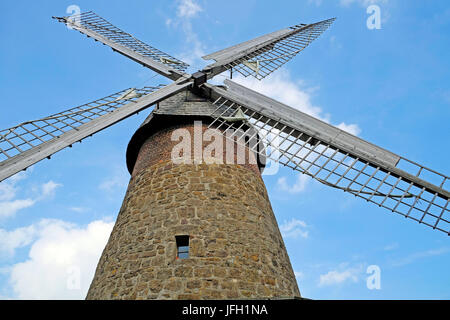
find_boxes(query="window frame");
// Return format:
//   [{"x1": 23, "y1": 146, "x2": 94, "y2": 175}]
[{"x1": 175, "y1": 235, "x2": 190, "y2": 259}]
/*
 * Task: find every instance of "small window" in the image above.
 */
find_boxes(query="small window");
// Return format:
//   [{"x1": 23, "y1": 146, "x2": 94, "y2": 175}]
[{"x1": 176, "y1": 235, "x2": 189, "y2": 259}]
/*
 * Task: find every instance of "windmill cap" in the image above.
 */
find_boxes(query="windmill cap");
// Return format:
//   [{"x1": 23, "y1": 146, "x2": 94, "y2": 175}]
[{"x1": 126, "y1": 89, "x2": 267, "y2": 174}]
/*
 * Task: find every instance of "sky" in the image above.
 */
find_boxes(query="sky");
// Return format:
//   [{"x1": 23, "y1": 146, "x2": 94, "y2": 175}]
[{"x1": 0, "y1": 0, "x2": 449, "y2": 299}]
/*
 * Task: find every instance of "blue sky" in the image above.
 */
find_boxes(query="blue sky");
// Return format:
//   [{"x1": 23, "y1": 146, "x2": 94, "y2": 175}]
[{"x1": 0, "y1": 0, "x2": 449, "y2": 299}]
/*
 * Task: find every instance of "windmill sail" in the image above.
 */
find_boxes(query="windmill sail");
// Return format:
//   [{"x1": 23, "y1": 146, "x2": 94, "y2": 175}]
[
  {"x1": 203, "y1": 80, "x2": 449, "y2": 234},
  {"x1": 202, "y1": 18, "x2": 335, "y2": 80},
  {"x1": 0, "y1": 81, "x2": 191, "y2": 182},
  {"x1": 53, "y1": 11, "x2": 189, "y2": 81}
]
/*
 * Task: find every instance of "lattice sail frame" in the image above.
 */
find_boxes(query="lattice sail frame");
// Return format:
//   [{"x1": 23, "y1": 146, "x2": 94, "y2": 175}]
[
  {"x1": 53, "y1": 11, "x2": 189, "y2": 79},
  {"x1": 0, "y1": 81, "x2": 192, "y2": 182},
  {"x1": 204, "y1": 84, "x2": 450, "y2": 235},
  {"x1": 0, "y1": 87, "x2": 160, "y2": 162},
  {"x1": 202, "y1": 18, "x2": 335, "y2": 80}
]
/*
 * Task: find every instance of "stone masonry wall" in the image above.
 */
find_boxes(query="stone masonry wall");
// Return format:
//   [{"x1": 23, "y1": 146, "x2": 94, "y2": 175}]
[
  {"x1": 86, "y1": 123, "x2": 300, "y2": 299},
  {"x1": 131, "y1": 122, "x2": 261, "y2": 177}
]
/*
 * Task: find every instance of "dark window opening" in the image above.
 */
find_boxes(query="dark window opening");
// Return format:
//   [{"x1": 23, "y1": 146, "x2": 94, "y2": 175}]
[{"x1": 176, "y1": 235, "x2": 189, "y2": 259}]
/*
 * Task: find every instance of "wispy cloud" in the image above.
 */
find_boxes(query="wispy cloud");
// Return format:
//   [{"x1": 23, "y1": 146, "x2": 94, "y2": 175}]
[
  {"x1": 319, "y1": 269, "x2": 358, "y2": 286},
  {"x1": 340, "y1": 0, "x2": 389, "y2": 7},
  {"x1": 98, "y1": 167, "x2": 129, "y2": 194},
  {"x1": 277, "y1": 174, "x2": 310, "y2": 194},
  {"x1": 280, "y1": 218, "x2": 309, "y2": 239},
  {"x1": 390, "y1": 247, "x2": 450, "y2": 267},
  {"x1": 0, "y1": 173, "x2": 34, "y2": 218},
  {"x1": 0, "y1": 180, "x2": 17, "y2": 202},
  {"x1": 69, "y1": 207, "x2": 89, "y2": 213},
  {"x1": 176, "y1": 0, "x2": 202, "y2": 18},
  {"x1": 0, "y1": 199, "x2": 35, "y2": 220},
  {"x1": 0, "y1": 225, "x2": 37, "y2": 257},
  {"x1": 0, "y1": 174, "x2": 61, "y2": 220},
  {"x1": 383, "y1": 242, "x2": 399, "y2": 251},
  {"x1": 40, "y1": 181, "x2": 61, "y2": 199},
  {"x1": 166, "y1": 0, "x2": 206, "y2": 67},
  {"x1": 318, "y1": 263, "x2": 364, "y2": 287}
]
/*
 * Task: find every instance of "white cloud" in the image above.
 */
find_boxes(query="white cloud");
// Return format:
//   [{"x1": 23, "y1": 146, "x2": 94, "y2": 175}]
[
  {"x1": 319, "y1": 269, "x2": 358, "y2": 286},
  {"x1": 280, "y1": 218, "x2": 309, "y2": 239},
  {"x1": 336, "y1": 122, "x2": 361, "y2": 136},
  {"x1": 40, "y1": 181, "x2": 62, "y2": 199},
  {"x1": 0, "y1": 181, "x2": 16, "y2": 202},
  {"x1": 0, "y1": 199, "x2": 35, "y2": 220},
  {"x1": 277, "y1": 174, "x2": 310, "y2": 194},
  {"x1": 0, "y1": 176, "x2": 62, "y2": 220},
  {"x1": 0, "y1": 225, "x2": 37, "y2": 257},
  {"x1": 0, "y1": 175, "x2": 34, "y2": 219},
  {"x1": 318, "y1": 264, "x2": 363, "y2": 287},
  {"x1": 233, "y1": 71, "x2": 362, "y2": 136},
  {"x1": 234, "y1": 71, "x2": 324, "y2": 120},
  {"x1": 177, "y1": 0, "x2": 202, "y2": 18},
  {"x1": 9, "y1": 219, "x2": 114, "y2": 299},
  {"x1": 0, "y1": 172, "x2": 34, "y2": 218}
]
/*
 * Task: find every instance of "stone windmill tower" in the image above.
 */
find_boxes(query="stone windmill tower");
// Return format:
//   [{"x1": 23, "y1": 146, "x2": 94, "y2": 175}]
[
  {"x1": 0, "y1": 11, "x2": 448, "y2": 300},
  {"x1": 86, "y1": 90, "x2": 300, "y2": 299}
]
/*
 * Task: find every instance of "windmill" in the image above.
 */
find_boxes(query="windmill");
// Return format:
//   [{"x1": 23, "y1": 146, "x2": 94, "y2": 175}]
[{"x1": 0, "y1": 11, "x2": 448, "y2": 299}]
